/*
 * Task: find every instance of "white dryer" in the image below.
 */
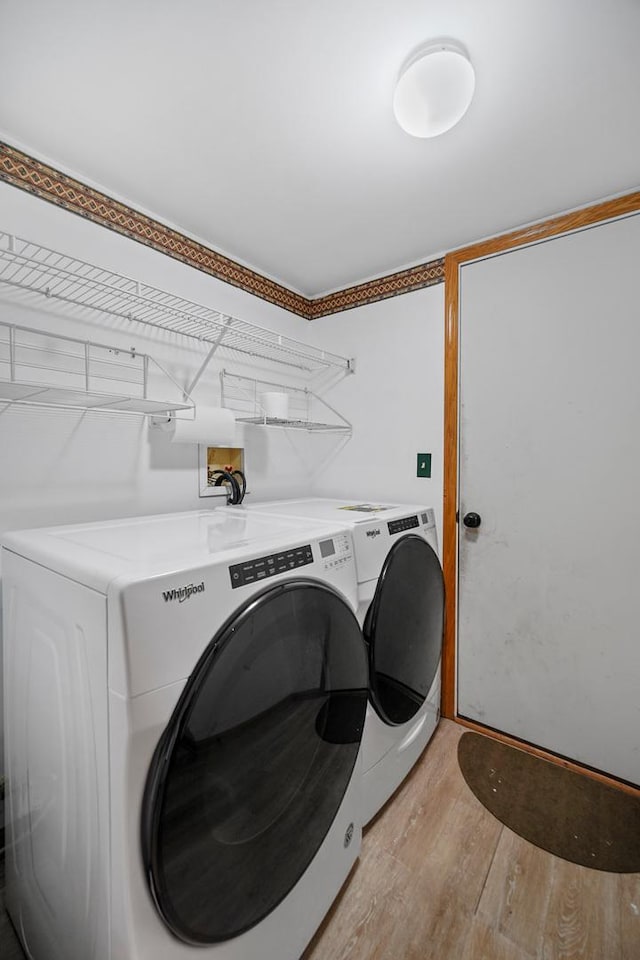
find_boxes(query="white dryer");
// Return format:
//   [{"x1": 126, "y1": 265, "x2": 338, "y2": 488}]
[
  {"x1": 2, "y1": 509, "x2": 368, "y2": 960},
  {"x1": 234, "y1": 499, "x2": 444, "y2": 824}
]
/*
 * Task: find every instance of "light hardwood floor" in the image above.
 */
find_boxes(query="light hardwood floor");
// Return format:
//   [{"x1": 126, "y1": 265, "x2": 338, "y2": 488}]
[
  {"x1": 1, "y1": 720, "x2": 638, "y2": 959},
  {"x1": 303, "y1": 720, "x2": 640, "y2": 960}
]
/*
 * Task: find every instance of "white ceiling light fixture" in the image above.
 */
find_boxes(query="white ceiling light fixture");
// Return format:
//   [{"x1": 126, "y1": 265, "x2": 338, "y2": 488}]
[{"x1": 393, "y1": 39, "x2": 475, "y2": 138}]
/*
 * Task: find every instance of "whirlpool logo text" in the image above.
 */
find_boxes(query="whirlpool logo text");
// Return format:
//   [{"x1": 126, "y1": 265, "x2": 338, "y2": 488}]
[
  {"x1": 366, "y1": 528, "x2": 381, "y2": 539},
  {"x1": 162, "y1": 582, "x2": 205, "y2": 603}
]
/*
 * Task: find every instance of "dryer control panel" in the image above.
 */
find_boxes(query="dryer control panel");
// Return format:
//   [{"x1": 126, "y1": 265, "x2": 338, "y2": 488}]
[
  {"x1": 387, "y1": 514, "x2": 419, "y2": 535},
  {"x1": 229, "y1": 544, "x2": 313, "y2": 588},
  {"x1": 318, "y1": 532, "x2": 352, "y2": 572}
]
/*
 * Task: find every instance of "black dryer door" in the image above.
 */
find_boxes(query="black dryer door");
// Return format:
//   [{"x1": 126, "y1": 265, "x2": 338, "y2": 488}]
[
  {"x1": 141, "y1": 578, "x2": 368, "y2": 945},
  {"x1": 363, "y1": 534, "x2": 444, "y2": 725}
]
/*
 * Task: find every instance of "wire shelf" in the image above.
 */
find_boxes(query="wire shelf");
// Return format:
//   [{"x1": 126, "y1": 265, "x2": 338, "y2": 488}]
[
  {"x1": 0, "y1": 322, "x2": 193, "y2": 416},
  {"x1": 0, "y1": 232, "x2": 354, "y2": 374},
  {"x1": 220, "y1": 370, "x2": 352, "y2": 434},
  {"x1": 236, "y1": 416, "x2": 350, "y2": 431}
]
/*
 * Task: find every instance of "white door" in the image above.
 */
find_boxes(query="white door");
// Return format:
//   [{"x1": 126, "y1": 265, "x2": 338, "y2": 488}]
[{"x1": 457, "y1": 212, "x2": 640, "y2": 785}]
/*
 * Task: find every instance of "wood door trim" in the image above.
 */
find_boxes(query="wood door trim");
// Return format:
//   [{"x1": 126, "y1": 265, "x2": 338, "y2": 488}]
[
  {"x1": 454, "y1": 716, "x2": 640, "y2": 798},
  {"x1": 442, "y1": 190, "x2": 640, "y2": 725},
  {"x1": 441, "y1": 252, "x2": 460, "y2": 717},
  {"x1": 446, "y1": 190, "x2": 640, "y2": 270}
]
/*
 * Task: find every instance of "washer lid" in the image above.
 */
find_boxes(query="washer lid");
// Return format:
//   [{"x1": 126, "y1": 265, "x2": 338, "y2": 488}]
[
  {"x1": 2, "y1": 509, "x2": 353, "y2": 593},
  {"x1": 242, "y1": 497, "x2": 434, "y2": 525}
]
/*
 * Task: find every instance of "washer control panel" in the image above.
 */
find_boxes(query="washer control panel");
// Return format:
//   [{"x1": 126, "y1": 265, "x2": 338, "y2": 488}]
[
  {"x1": 318, "y1": 532, "x2": 352, "y2": 572},
  {"x1": 229, "y1": 543, "x2": 313, "y2": 588},
  {"x1": 387, "y1": 514, "x2": 419, "y2": 535}
]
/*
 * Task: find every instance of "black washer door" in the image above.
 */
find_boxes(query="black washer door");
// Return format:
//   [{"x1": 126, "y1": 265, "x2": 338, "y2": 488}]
[
  {"x1": 141, "y1": 579, "x2": 368, "y2": 945},
  {"x1": 363, "y1": 535, "x2": 444, "y2": 725}
]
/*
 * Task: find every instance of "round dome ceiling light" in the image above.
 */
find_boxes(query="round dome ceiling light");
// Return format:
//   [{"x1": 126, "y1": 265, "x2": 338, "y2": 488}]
[{"x1": 393, "y1": 39, "x2": 475, "y2": 138}]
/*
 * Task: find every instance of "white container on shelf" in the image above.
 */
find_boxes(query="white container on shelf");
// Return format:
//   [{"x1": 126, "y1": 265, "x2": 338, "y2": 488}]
[{"x1": 260, "y1": 391, "x2": 289, "y2": 419}]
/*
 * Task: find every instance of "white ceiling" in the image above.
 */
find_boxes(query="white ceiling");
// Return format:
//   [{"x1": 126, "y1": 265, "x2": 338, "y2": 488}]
[{"x1": 1, "y1": 0, "x2": 639, "y2": 298}]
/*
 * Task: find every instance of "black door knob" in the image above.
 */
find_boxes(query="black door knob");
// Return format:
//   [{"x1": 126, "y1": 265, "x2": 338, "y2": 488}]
[{"x1": 463, "y1": 512, "x2": 482, "y2": 528}]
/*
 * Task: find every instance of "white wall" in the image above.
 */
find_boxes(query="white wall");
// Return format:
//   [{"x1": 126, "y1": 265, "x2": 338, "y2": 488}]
[
  {"x1": 0, "y1": 185, "x2": 446, "y2": 538},
  {"x1": 0, "y1": 182, "x2": 321, "y2": 539},
  {"x1": 306, "y1": 287, "x2": 445, "y2": 539}
]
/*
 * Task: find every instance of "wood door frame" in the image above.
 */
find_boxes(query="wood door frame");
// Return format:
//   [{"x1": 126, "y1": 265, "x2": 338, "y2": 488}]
[{"x1": 442, "y1": 190, "x2": 640, "y2": 792}]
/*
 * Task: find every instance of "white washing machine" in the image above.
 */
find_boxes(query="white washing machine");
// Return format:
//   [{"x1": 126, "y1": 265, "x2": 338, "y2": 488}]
[
  {"x1": 233, "y1": 499, "x2": 444, "y2": 824},
  {"x1": 2, "y1": 509, "x2": 369, "y2": 960}
]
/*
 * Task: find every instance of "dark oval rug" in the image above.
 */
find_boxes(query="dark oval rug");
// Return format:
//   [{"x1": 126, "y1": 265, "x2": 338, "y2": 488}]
[{"x1": 457, "y1": 731, "x2": 640, "y2": 872}]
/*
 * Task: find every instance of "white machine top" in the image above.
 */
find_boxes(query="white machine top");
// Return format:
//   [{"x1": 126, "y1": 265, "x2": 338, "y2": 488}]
[
  {"x1": 2, "y1": 508, "x2": 354, "y2": 593},
  {"x1": 243, "y1": 498, "x2": 434, "y2": 526},
  {"x1": 241, "y1": 499, "x2": 437, "y2": 584}
]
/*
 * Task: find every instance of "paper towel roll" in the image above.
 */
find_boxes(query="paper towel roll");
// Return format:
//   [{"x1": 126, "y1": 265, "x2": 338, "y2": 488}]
[
  {"x1": 260, "y1": 391, "x2": 289, "y2": 419},
  {"x1": 157, "y1": 406, "x2": 236, "y2": 445}
]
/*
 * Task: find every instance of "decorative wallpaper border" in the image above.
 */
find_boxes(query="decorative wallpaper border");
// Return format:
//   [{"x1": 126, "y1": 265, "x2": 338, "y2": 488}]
[
  {"x1": 0, "y1": 143, "x2": 310, "y2": 316},
  {"x1": 0, "y1": 142, "x2": 445, "y2": 319},
  {"x1": 309, "y1": 258, "x2": 445, "y2": 318}
]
